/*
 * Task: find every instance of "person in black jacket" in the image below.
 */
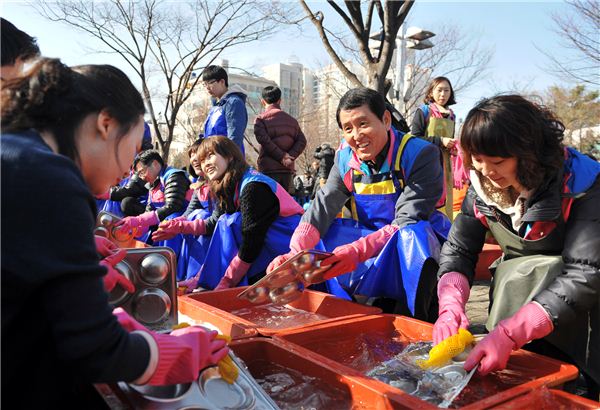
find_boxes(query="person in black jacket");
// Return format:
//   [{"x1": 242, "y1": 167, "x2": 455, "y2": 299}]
[
  {"x1": 313, "y1": 142, "x2": 335, "y2": 186},
  {"x1": 1, "y1": 58, "x2": 228, "y2": 409},
  {"x1": 115, "y1": 149, "x2": 190, "y2": 239},
  {"x1": 433, "y1": 95, "x2": 599, "y2": 398}
]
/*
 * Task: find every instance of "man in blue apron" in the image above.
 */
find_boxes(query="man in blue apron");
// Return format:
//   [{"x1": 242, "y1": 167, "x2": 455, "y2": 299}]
[
  {"x1": 202, "y1": 65, "x2": 248, "y2": 156},
  {"x1": 268, "y1": 88, "x2": 449, "y2": 320}
]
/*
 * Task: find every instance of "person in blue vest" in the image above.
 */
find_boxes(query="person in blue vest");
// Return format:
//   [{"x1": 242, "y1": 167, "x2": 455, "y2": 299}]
[
  {"x1": 152, "y1": 138, "x2": 214, "y2": 280},
  {"x1": 202, "y1": 65, "x2": 248, "y2": 155},
  {"x1": 269, "y1": 87, "x2": 449, "y2": 319},
  {"x1": 115, "y1": 149, "x2": 190, "y2": 242},
  {"x1": 433, "y1": 95, "x2": 599, "y2": 398},
  {"x1": 1, "y1": 58, "x2": 228, "y2": 408},
  {"x1": 174, "y1": 136, "x2": 305, "y2": 292}
]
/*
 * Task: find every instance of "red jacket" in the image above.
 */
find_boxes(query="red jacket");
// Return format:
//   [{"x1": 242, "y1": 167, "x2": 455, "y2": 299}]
[{"x1": 253, "y1": 104, "x2": 307, "y2": 174}]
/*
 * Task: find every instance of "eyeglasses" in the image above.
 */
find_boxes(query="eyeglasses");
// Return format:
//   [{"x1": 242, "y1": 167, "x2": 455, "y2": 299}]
[
  {"x1": 202, "y1": 80, "x2": 217, "y2": 88},
  {"x1": 136, "y1": 164, "x2": 150, "y2": 178}
]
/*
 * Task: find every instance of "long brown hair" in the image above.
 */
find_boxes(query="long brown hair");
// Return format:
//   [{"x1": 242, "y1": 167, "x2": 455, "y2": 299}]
[
  {"x1": 460, "y1": 95, "x2": 564, "y2": 191},
  {"x1": 196, "y1": 136, "x2": 248, "y2": 212},
  {"x1": 423, "y1": 76, "x2": 456, "y2": 106}
]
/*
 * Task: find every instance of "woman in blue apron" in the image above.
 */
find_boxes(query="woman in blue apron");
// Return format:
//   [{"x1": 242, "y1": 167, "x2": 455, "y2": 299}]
[
  {"x1": 269, "y1": 88, "x2": 450, "y2": 320},
  {"x1": 176, "y1": 136, "x2": 305, "y2": 292},
  {"x1": 433, "y1": 95, "x2": 599, "y2": 398},
  {"x1": 153, "y1": 139, "x2": 214, "y2": 280},
  {"x1": 411, "y1": 76, "x2": 460, "y2": 219}
]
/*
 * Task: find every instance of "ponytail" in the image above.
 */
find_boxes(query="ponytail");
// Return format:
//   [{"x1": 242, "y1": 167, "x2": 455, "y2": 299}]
[{"x1": 1, "y1": 58, "x2": 145, "y2": 161}]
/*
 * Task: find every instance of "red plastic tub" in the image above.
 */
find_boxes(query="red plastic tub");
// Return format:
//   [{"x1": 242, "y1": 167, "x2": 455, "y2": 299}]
[
  {"x1": 274, "y1": 314, "x2": 579, "y2": 409},
  {"x1": 177, "y1": 287, "x2": 381, "y2": 338},
  {"x1": 492, "y1": 387, "x2": 599, "y2": 409},
  {"x1": 230, "y1": 337, "x2": 397, "y2": 409}
]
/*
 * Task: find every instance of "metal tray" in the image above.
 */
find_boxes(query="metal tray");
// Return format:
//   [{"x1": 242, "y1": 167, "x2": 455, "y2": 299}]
[
  {"x1": 116, "y1": 351, "x2": 280, "y2": 409},
  {"x1": 366, "y1": 341, "x2": 477, "y2": 408},
  {"x1": 95, "y1": 210, "x2": 138, "y2": 248},
  {"x1": 237, "y1": 249, "x2": 333, "y2": 306},
  {"x1": 109, "y1": 247, "x2": 178, "y2": 332}
]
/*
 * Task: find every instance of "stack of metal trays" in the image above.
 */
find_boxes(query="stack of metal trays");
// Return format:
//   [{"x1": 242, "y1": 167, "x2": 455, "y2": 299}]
[
  {"x1": 108, "y1": 247, "x2": 178, "y2": 333},
  {"x1": 237, "y1": 250, "x2": 333, "y2": 306},
  {"x1": 116, "y1": 352, "x2": 280, "y2": 409}
]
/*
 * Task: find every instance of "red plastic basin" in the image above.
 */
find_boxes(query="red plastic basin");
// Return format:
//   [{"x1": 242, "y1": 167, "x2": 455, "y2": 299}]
[
  {"x1": 274, "y1": 314, "x2": 579, "y2": 409},
  {"x1": 492, "y1": 387, "x2": 599, "y2": 409},
  {"x1": 177, "y1": 287, "x2": 381, "y2": 338},
  {"x1": 230, "y1": 338, "x2": 397, "y2": 409}
]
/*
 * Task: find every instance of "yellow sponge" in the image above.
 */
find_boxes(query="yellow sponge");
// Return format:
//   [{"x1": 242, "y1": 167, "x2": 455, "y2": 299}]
[
  {"x1": 215, "y1": 335, "x2": 238, "y2": 384},
  {"x1": 417, "y1": 328, "x2": 474, "y2": 369}
]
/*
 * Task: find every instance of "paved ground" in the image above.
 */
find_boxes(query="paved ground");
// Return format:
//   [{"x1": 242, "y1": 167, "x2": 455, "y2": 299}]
[{"x1": 465, "y1": 279, "x2": 491, "y2": 336}]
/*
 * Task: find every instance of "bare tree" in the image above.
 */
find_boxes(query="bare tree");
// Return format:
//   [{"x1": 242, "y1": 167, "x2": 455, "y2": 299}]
[
  {"x1": 299, "y1": 0, "x2": 414, "y2": 94},
  {"x1": 540, "y1": 0, "x2": 600, "y2": 86},
  {"x1": 35, "y1": 0, "x2": 288, "y2": 162}
]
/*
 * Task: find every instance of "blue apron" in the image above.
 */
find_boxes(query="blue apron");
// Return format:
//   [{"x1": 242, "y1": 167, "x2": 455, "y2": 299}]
[
  {"x1": 177, "y1": 207, "x2": 213, "y2": 281},
  {"x1": 323, "y1": 130, "x2": 449, "y2": 314}
]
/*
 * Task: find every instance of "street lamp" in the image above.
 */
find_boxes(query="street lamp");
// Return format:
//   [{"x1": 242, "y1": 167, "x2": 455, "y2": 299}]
[{"x1": 395, "y1": 25, "x2": 435, "y2": 114}]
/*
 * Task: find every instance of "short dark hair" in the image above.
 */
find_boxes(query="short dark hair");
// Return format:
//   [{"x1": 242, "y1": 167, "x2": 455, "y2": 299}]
[
  {"x1": 135, "y1": 149, "x2": 164, "y2": 169},
  {"x1": 1, "y1": 18, "x2": 40, "y2": 66},
  {"x1": 202, "y1": 65, "x2": 228, "y2": 87},
  {"x1": 336, "y1": 87, "x2": 386, "y2": 129},
  {"x1": 461, "y1": 94, "x2": 564, "y2": 190},
  {"x1": 261, "y1": 85, "x2": 281, "y2": 104},
  {"x1": 1, "y1": 58, "x2": 145, "y2": 162},
  {"x1": 424, "y1": 76, "x2": 456, "y2": 106}
]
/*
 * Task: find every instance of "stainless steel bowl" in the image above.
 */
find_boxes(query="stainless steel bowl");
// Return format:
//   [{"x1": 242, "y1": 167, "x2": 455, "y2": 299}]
[
  {"x1": 94, "y1": 226, "x2": 109, "y2": 238},
  {"x1": 108, "y1": 261, "x2": 134, "y2": 306},
  {"x1": 99, "y1": 214, "x2": 114, "y2": 227},
  {"x1": 245, "y1": 286, "x2": 270, "y2": 304},
  {"x1": 132, "y1": 288, "x2": 171, "y2": 325},
  {"x1": 264, "y1": 268, "x2": 297, "y2": 288},
  {"x1": 198, "y1": 367, "x2": 255, "y2": 409},
  {"x1": 112, "y1": 225, "x2": 134, "y2": 243},
  {"x1": 129, "y1": 383, "x2": 192, "y2": 400},
  {"x1": 139, "y1": 254, "x2": 169, "y2": 285},
  {"x1": 269, "y1": 281, "x2": 302, "y2": 305},
  {"x1": 292, "y1": 253, "x2": 315, "y2": 272},
  {"x1": 434, "y1": 364, "x2": 467, "y2": 384}
]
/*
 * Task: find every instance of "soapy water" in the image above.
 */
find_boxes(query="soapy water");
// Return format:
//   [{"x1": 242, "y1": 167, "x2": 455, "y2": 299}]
[
  {"x1": 250, "y1": 360, "x2": 353, "y2": 410},
  {"x1": 302, "y1": 330, "x2": 409, "y2": 372},
  {"x1": 230, "y1": 304, "x2": 329, "y2": 329}
]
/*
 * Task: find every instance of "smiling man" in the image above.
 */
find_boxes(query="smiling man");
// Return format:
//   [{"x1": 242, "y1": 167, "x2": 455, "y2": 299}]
[{"x1": 268, "y1": 87, "x2": 449, "y2": 320}]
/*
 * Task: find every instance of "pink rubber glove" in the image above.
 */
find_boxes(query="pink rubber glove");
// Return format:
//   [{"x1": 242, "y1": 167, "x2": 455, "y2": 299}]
[
  {"x1": 113, "y1": 307, "x2": 147, "y2": 332},
  {"x1": 267, "y1": 222, "x2": 321, "y2": 273},
  {"x1": 96, "y1": 190, "x2": 110, "y2": 200},
  {"x1": 115, "y1": 211, "x2": 159, "y2": 237},
  {"x1": 433, "y1": 272, "x2": 471, "y2": 345},
  {"x1": 148, "y1": 326, "x2": 229, "y2": 385},
  {"x1": 177, "y1": 274, "x2": 200, "y2": 294},
  {"x1": 112, "y1": 309, "x2": 229, "y2": 385},
  {"x1": 214, "y1": 255, "x2": 252, "y2": 290},
  {"x1": 319, "y1": 224, "x2": 398, "y2": 280},
  {"x1": 95, "y1": 235, "x2": 119, "y2": 257},
  {"x1": 152, "y1": 217, "x2": 206, "y2": 242},
  {"x1": 464, "y1": 302, "x2": 553, "y2": 375},
  {"x1": 100, "y1": 248, "x2": 135, "y2": 293}
]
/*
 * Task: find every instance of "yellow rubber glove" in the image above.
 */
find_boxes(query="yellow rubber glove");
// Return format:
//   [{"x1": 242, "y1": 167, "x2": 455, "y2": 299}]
[
  {"x1": 417, "y1": 328, "x2": 474, "y2": 369},
  {"x1": 215, "y1": 334, "x2": 238, "y2": 384}
]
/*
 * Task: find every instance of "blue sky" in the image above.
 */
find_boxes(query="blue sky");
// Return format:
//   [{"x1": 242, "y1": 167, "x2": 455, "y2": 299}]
[{"x1": 1, "y1": 1, "x2": 581, "y2": 121}]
